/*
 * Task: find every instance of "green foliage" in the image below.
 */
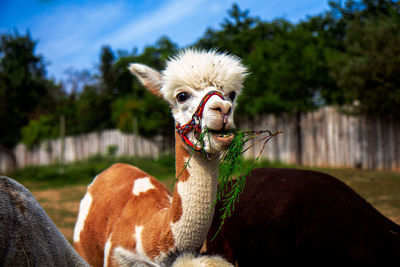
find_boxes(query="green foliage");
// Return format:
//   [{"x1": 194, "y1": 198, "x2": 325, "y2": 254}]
[
  {"x1": 10, "y1": 154, "x2": 176, "y2": 190},
  {"x1": 182, "y1": 127, "x2": 282, "y2": 239},
  {"x1": 211, "y1": 128, "x2": 282, "y2": 238},
  {"x1": 21, "y1": 114, "x2": 59, "y2": 148},
  {"x1": 112, "y1": 97, "x2": 136, "y2": 133},
  {"x1": 0, "y1": 32, "x2": 61, "y2": 147},
  {"x1": 106, "y1": 145, "x2": 118, "y2": 156},
  {"x1": 2, "y1": 1, "x2": 400, "y2": 148},
  {"x1": 109, "y1": 36, "x2": 177, "y2": 137},
  {"x1": 73, "y1": 84, "x2": 113, "y2": 133},
  {"x1": 196, "y1": 5, "x2": 336, "y2": 116},
  {"x1": 328, "y1": 0, "x2": 400, "y2": 116},
  {"x1": 111, "y1": 92, "x2": 173, "y2": 137},
  {"x1": 100, "y1": 46, "x2": 116, "y2": 92},
  {"x1": 195, "y1": 0, "x2": 400, "y2": 117},
  {"x1": 212, "y1": 131, "x2": 246, "y2": 238}
]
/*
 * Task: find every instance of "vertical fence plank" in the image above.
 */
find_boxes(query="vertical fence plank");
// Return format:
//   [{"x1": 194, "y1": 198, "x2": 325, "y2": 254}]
[{"x1": 1, "y1": 107, "x2": 400, "y2": 172}]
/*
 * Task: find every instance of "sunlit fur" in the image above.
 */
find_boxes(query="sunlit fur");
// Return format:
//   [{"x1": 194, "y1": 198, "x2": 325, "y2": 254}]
[
  {"x1": 170, "y1": 252, "x2": 233, "y2": 267},
  {"x1": 162, "y1": 50, "x2": 248, "y2": 153},
  {"x1": 74, "y1": 50, "x2": 246, "y2": 267},
  {"x1": 113, "y1": 248, "x2": 233, "y2": 267},
  {"x1": 161, "y1": 49, "x2": 248, "y2": 104}
]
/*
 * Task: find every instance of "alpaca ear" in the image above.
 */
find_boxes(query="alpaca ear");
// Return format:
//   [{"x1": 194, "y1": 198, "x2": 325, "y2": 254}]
[{"x1": 128, "y1": 63, "x2": 163, "y2": 98}]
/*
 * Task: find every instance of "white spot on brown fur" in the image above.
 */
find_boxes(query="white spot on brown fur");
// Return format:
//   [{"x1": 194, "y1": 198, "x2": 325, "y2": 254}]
[
  {"x1": 132, "y1": 177, "x2": 155, "y2": 196},
  {"x1": 73, "y1": 191, "x2": 93, "y2": 242},
  {"x1": 104, "y1": 234, "x2": 113, "y2": 267},
  {"x1": 135, "y1": 225, "x2": 149, "y2": 260}
]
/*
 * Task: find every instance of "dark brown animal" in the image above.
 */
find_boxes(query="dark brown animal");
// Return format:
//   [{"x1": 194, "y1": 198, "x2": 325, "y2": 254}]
[{"x1": 207, "y1": 167, "x2": 400, "y2": 266}]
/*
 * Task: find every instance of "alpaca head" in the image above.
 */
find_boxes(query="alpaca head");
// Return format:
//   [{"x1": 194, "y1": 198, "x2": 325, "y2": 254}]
[{"x1": 129, "y1": 49, "x2": 248, "y2": 154}]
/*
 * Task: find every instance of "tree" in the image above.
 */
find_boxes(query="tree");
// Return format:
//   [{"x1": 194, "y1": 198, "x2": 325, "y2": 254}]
[
  {"x1": 5, "y1": 1, "x2": 399, "y2": 156},
  {"x1": 69, "y1": 46, "x2": 117, "y2": 134},
  {"x1": 100, "y1": 46, "x2": 116, "y2": 95},
  {"x1": 111, "y1": 93, "x2": 173, "y2": 137},
  {"x1": 196, "y1": 4, "x2": 259, "y2": 57},
  {"x1": 0, "y1": 32, "x2": 61, "y2": 168},
  {"x1": 21, "y1": 114, "x2": 59, "y2": 148},
  {"x1": 63, "y1": 68, "x2": 93, "y2": 97},
  {"x1": 328, "y1": 0, "x2": 400, "y2": 116},
  {"x1": 111, "y1": 36, "x2": 177, "y2": 138},
  {"x1": 195, "y1": 4, "x2": 343, "y2": 164},
  {"x1": 196, "y1": 5, "x2": 332, "y2": 116}
]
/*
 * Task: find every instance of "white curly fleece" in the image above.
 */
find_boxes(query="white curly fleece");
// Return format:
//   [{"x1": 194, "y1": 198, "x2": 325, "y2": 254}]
[{"x1": 161, "y1": 49, "x2": 248, "y2": 103}]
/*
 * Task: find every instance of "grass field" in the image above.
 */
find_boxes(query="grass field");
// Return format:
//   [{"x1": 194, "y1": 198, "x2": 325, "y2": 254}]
[{"x1": 6, "y1": 154, "x2": 400, "y2": 244}]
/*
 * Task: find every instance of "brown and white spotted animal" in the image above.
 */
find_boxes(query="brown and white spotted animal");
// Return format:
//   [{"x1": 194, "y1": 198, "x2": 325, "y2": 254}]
[{"x1": 73, "y1": 49, "x2": 247, "y2": 266}]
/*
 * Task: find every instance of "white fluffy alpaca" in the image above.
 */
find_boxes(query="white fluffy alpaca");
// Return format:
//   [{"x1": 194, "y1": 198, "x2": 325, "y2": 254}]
[{"x1": 74, "y1": 49, "x2": 246, "y2": 267}]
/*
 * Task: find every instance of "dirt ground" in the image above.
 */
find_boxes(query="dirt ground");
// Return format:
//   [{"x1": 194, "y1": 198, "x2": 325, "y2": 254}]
[
  {"x1": 32, "y1": 185, "x2": 88, "y2": 244},
  {"x1": 32, "y1": 182, "x2": 400, "y2": 244}
]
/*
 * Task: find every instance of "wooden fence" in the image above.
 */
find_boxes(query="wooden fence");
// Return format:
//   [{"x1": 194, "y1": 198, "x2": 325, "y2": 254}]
[
  {"x1": 1, "y1": 130, "x2": 173, "y2": 172},
  {"x1": 0, "y1": 107, "x2": 399, "y2": 173},
  {"x1": 239, "y1": 107, "x2": 400, "y2": 171}
]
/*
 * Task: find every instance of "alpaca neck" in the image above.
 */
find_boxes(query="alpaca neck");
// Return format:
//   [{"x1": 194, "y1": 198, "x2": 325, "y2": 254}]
[{"x1": 169, "y1": 134, "x2": 219, "y2": 251}]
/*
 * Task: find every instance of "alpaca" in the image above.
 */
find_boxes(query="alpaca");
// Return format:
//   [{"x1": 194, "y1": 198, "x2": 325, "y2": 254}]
[
  {"x1": 73, "y1": 49, "x2": 247, "y2": 266},
  {"x1": 0, "y1": 176, "x2": 223, "y2": 267},
  {"x1": 114, "y1": 249, "x2": 233, "y2": 267},
  {"x1": 207, "y1": 167, "x2": 400, "y2": 266},
  {"x1": 0, "y1": 175, "x2": 89, "y2": 266}
]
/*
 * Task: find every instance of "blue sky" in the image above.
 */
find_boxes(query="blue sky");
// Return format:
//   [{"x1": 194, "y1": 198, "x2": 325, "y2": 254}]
[{"x1": 0, "y1": 0, "x2": 330, "y2": 82}]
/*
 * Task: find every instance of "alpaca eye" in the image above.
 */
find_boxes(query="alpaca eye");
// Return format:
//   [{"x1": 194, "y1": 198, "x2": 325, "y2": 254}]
[
  {"x1": 229, "y1": 91, "x2": 236, "y2": 101},
  {"x1": 176, "y1": 92, "x2": 189, "y2": 102}
]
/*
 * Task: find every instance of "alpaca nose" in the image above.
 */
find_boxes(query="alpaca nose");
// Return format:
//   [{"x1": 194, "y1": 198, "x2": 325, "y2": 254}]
[{"x1": 209, "y1": 101, "x2": 232, "y2": 116}]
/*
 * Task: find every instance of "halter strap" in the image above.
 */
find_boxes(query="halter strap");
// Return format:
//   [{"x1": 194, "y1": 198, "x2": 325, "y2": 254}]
[{"x1": 176, "y1": 90, "x2": 225, "y2": 151}]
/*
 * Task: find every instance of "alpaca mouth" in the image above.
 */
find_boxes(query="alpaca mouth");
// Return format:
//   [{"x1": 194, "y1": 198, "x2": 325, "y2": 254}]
[{"x1": 209, "y1": 129, "x2": 235, "y2": 145}]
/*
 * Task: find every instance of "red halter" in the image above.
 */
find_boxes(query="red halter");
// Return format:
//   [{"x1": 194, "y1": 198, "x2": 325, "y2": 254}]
[{"x1": 175, "y1": 90, "x2": 225, "y2": 151}]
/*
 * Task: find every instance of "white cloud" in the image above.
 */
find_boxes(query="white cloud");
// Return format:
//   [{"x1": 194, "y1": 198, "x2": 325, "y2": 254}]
[
  {"x1": 29, "y1": 0, "x2": 209, "y2": 78},
  {"x1": 101, "y1": 0, "x2": 206, "y2": 48},
  {"x1": 28, "y1": 1, "x2": 126, "y2": 77},
  {"x1": 39, "y1": 4, "x2": 123, "y2": 55},
  {"x1": 2, "y1": 0, "x2": 329, "y2": 80}
]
